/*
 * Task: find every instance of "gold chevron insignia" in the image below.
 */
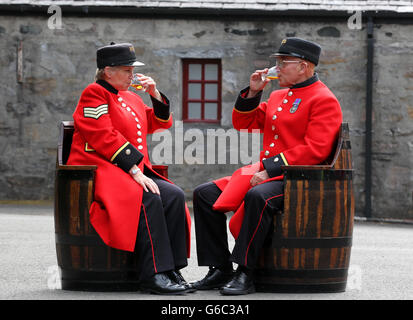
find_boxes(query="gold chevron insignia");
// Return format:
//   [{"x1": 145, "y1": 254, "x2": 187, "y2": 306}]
[{"x1": 85, "y1": 143, "x2": 95, "y2": 152}]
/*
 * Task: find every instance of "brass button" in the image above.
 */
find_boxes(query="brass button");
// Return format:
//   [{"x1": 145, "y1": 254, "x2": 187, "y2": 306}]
[{"x1": 125, "y1": 149, "x2": 131, "y2": 155}]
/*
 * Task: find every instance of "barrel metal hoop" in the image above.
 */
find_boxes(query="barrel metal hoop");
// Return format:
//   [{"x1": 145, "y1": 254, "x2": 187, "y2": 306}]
[
  {"x1": 285, "y1": 170, "x2": 353, "y2": 180},
  {"x1": 57, "y1": 169, "x2": 94, "y2": 180},
  {"x1": 254, "y1": 281, "x2": 347, "y2": 293},
  {"x1": 254, "y1": 268, "x2": 349, "y2": 279},
  {"x1": 272, "y1": 236, "x2": 352, "y2": 248},
  {"x1": 55, "y1": 233, "x2": 105, "y2": 247},
  {"x1": 60, "y1": 269, "x2": 137, "y2": 281}
]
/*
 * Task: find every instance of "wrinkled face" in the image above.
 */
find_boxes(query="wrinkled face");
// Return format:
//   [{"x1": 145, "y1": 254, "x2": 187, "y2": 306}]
[
  {"x1": 275, "y1": 56, "x2": 307, "y2": 87},
  {"x1": 105, "y1": 66, "x2": 134, "y2": 91}
]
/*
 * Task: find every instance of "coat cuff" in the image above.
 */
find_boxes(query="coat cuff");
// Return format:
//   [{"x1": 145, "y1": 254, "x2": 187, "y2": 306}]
[
  {"x1": 262, "y1": 152, "x2": 288, "y2": 178},
  {"x1": 234, "y1": 87, "x2": 262, "y2": 113},
  {"x1": 111, "y1": 142, "x2": 144, "y2": 173},
  {"x1": 151, "y1": 91, "x2": 170, "y2": 121}
]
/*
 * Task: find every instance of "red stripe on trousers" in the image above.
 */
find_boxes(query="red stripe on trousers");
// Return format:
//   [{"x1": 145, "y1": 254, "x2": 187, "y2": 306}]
[
  {"x1": 244, "y1": 193, "x2": 284, "y2": 266},
  {"x1": 142, "y1": 204, "x2": 157, "y2": 273}
]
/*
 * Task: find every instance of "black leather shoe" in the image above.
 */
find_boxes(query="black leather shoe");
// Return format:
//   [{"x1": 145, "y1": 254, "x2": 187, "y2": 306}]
[
  {"x1": 140, "y1": 273, "x2": 188, "y2": 295},
  {"x1": 190, "y1": 267, "x2": 234, "y2": 290},
  {"x1": 220, "y1": 267, "x2": 255, "y2": 295},
  {"x1": 167, "y1": 270, "x2": 196, "y2": 293}
]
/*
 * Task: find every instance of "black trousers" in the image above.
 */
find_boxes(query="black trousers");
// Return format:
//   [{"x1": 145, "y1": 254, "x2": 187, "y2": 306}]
[
  {"x1": 134, "y1": 171, "x2": 188, "y2": 282},
  {"x1": 193, "y1": 180, "x2": 283, "y2": 269}
]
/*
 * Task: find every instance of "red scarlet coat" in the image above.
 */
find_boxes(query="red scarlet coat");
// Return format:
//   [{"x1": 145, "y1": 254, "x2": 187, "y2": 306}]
[
  {"x1": 67, "y1": 80, "x2": 191, "y2": 255},
  {"x1": 213, "y1": 77, "x2": 343, "y2": 238}
]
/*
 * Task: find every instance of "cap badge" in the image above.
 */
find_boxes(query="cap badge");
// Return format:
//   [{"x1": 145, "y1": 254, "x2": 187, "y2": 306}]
[
  {"x1": 290, "y1": 98, "x2": 301, "y2": 113},
  {"x1": 281, "y1": 39, "x2": 287, "y2": 44}
]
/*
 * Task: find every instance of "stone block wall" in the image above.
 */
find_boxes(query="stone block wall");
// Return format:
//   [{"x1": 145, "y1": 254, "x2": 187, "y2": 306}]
[{"x1": 0, "y1": 14, "x2": 411, "y2": 219}]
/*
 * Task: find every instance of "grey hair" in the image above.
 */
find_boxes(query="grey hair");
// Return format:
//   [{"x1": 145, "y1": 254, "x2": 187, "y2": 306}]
[
  {"x1": 95, "y1": 66, "x2": 124, "y2": 81},
  {"x1": 95, "y1": 68, "x2": 106, "y2": 81}
]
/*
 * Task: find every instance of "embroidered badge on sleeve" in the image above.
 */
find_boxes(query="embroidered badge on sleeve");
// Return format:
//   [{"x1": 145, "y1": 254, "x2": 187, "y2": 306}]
[{"x1": 83, "y1": 104, "x2": 109, "y2": 119}]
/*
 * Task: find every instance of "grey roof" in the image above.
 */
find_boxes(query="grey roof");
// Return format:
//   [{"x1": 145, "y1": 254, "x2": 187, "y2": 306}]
[{"x1": 3, "y1": 0, "x2": 413, "y2": 13}]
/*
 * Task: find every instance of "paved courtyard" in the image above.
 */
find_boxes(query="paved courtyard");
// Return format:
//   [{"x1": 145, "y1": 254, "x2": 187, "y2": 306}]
[{"x1": 0, "y1": 204, "x2": 412, "y2": 301}]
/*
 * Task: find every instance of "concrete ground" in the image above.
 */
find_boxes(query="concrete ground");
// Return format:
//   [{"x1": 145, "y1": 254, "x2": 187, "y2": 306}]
[{"x1": 0, "y1": 204, "x2": 412, "y2": 301}]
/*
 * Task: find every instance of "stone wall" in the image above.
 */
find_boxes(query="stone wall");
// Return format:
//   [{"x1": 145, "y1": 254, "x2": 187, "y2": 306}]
[{"x1": 0, "y1": 14, "x2": 411, "y2": 219}]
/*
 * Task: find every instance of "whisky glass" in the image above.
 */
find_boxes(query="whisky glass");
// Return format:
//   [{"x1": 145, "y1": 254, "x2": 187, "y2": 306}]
[
  {"x1": 130, "y1": 74, "x2": 144, "y2": 91},
  {"x1": 261, "y1": 66, "x2": 279, "y2": 81}
]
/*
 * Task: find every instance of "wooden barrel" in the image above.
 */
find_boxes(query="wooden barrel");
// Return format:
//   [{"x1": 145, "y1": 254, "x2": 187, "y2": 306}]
[
  {"x1": 254, "y1": 169, "x2": 355, "y2": 293},
  {"x1": 54, "y1": 167, "x2": 140, "y2": 291},
  {"x1": 254, "y1": 123, "x2": 355, "y2": 293}
]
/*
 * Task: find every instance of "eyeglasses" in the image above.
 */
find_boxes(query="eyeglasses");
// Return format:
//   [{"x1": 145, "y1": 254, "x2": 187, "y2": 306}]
[{"x1": 275, "y1": 60, "x2": 302, "y2": 68}]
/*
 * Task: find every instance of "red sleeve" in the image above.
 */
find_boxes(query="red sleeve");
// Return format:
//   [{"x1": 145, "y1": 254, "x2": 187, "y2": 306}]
[
  {"x1": 145, "y1": 92, "x2": 173, "y2": 134},
  {"x1": 232, "y1": 87, "x2": 267, "y2": 133}
]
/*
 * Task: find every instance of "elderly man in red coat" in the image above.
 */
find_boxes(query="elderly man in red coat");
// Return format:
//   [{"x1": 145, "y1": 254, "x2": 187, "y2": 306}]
[
  {"x1": 191, "y1": 38, "x2": 343, "y2": 295},
  {"x1": 67, "y1": 42, "x2": 192, "y2": 295}
]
